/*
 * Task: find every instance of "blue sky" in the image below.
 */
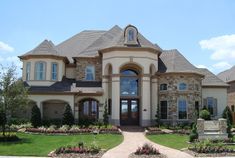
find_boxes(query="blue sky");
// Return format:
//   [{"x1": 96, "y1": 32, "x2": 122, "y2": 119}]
[{"x1": 1, "y1": 0, "x2": 235, "y2": 76}]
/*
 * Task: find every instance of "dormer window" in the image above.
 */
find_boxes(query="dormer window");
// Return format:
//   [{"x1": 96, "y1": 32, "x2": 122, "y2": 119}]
[
  {"x1": 128, "y1": 29, "x2": 134, "y2": 41},
  {"x1": 124, "y1": 25, "x2": 138, "y2": 45}
]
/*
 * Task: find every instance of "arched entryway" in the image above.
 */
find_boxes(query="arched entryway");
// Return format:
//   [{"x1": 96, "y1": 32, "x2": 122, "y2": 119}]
[{"x1": 120, "y1": 65, "x2": 141, "y2": 125}]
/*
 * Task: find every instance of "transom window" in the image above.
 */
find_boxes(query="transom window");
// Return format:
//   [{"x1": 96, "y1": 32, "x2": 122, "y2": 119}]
[
  {"x1": 178, "y1": 99, "x2": 187, "y2": 119},
  {"x1": 79, "y1": 99, "x2": 98, "y2": 119},
  {"x1": 179, "y1": 82, "x2": 187, "y2": 90},
  {"x1": 51, "y1": 63, "x2": 58, "y2": 80},
  {"x1": 160, "y1": 84, "x2": 167, "y2": 91},
  {"x1": 85, "y1": 65, "x2": 95, "y2": 81},
  {"x1": 26, "y1": 62, "x2": 31, "y2": 81},
  {"x1": 120, "y1": 69, "x2": 139, "y2": 96},
  {"x1": 35, "y1": 62, "x2": 46, "y2": 80}
]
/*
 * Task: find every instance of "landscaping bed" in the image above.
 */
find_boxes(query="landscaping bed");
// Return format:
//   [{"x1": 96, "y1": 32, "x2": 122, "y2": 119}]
[
  {"x1": 25, "y1": 125, "x2": 121, "y2": 135},
  {"x1": 128, "y1": 143, "x2": 167, "y2": 158},
  {"x1": 145, "y1": 127, "x2": 190, "y2": 135}
]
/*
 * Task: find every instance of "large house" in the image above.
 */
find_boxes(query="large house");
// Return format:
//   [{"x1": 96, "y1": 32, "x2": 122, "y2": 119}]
[
  {"x1": 218, "y1": 66, "x2": 235, "y2": 114},
  {"x1": 19, "y1": 25, "x2": 228, "y2": 126}
]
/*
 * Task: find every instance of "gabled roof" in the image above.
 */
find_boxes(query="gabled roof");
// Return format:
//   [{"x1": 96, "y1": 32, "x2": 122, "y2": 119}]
[
  {"x1": 198, "y1": 68, "x2": 228, "y2": 87},
  {"x1": 158, "y1": 49, "x2": 201, "y2": 74},
  {"x1": 217, "y1": 66, "x2": 235, "y2": 83},
  {"x1": 21, "y1": 40, "x2": 59, "y2": 56}
]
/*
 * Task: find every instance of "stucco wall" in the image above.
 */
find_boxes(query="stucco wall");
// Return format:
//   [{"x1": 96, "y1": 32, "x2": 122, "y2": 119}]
[{"x1": 202, "y1": 87, "x2": 227, "y2": 118}]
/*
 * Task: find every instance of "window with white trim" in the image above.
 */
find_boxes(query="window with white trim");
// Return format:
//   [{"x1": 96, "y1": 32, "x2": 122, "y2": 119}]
[
  {"x1": 35, "y1": 62, "x2": 46, "y2": 80},
  {"x1": 26, "y1": 62, "x2": 31, "y2": 81},
  {"x1": 51, "y1": 63, "x2": 58, "y2": 80},
  {"x1": 85, "y1": 65, "x2": 95, "y2": 81}
]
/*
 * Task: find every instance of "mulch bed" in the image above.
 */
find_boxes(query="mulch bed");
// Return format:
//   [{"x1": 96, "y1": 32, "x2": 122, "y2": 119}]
[
  {"x1": 50, "y1": 151, "x2": 105, "y2": 158},
  {"x1": 129, "y1": 153, "x2": 167, "y2": 158},
  {"x1": 184, "y1": 149, "x2": 235, "y2": 157}
]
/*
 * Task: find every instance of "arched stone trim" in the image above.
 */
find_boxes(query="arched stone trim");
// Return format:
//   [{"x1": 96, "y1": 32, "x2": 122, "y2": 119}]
[
  {"x1": 78, "y1": 98, "x2": 99, "y2": 121},
  {"x1": 119, "y1": 62, "x2": 143, "y2": 75}
]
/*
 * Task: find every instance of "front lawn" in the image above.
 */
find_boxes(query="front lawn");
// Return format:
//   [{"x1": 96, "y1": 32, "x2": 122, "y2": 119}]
[
  {"x1": 0, "y1": 133, "x2": 123, "y2": 156},
  {"x1": 146, "y1": 134, "x2": 188, "y2": 150}
]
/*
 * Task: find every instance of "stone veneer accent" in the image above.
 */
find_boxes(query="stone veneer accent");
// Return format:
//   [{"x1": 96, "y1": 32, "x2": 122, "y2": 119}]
[
  {"x1": 75, "y1": 57, "x2": 102, "y2": 81},
  {"x1": 158, "y1": 74, "x2": 202, "y2": 123}
]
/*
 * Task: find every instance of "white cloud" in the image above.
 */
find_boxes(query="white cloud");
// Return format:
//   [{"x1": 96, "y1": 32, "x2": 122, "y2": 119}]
[
  {"x1": 0, "y1": 41, "x2": 14, "y2": 52},
  {"x1": 199, "y1": 34, "x2": 235, "y2": 61},
  {"x1": 212, "y1": 61, "x2": 232, "y2": 69},
  {"x1": 195, "y1": 64, "x2": 207, "y2": 69},
  {"x1": 0, "y1": 56, "x2": 3, "y2": 62},
  {"x1": 6, "y1": 56, "x2": 22, "y2": 68}
]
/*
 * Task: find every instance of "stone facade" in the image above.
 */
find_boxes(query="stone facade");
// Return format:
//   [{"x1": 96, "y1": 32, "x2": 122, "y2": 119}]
[
  {"x1": 158, "y1": 74, "x2": 202, "y2": 123},
  {"x1": 75, "y1": 57, "x2": 102, "y2": 81}
]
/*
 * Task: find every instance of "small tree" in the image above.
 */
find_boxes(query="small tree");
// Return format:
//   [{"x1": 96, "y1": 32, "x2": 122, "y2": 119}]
[
  {"x1": 155, "y1": 104, "x2": 160, "y2": 127},
  {"x1": 31, "y1": 105, "x2": 41, "y2": 128},
  {"x1": 222, "y1": 106, "x2": 233, "y2": 138},
  {"x1": 0, "y1": 65, "x2": 29, "y2": 136},
  {"x1": 189, "y1": 123, "x2": 198, "y2": 142},
  {"x1": 103, "y1": 100, "x2": 109, "y2": 127},
  {"x1": 222, "y1": 106, "x2": 233, "y2": 125},
  {"x1": 62, "y1": 104, "x2": 74, "y2": 126}
]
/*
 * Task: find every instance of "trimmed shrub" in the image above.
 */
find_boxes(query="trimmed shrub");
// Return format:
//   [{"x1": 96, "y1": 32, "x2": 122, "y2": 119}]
[
  {"x1": 103, "y1": 100, "x2": 109, "y2": 127},
  {"x1": 223, "y1": 106, "x2": 233, "y2": 138},
  {"x1": 62, "y1": 105, "x2": 74, "y2": 126},
  {"x1": 30, "y1": 105, "x2": 42, "y2": 128},
  {"x1": 199, "y1": 109, "x2": 211, "y2": 120},
  {"x1": 189, "y1": 123, "x2": 198, "y2": 142}
]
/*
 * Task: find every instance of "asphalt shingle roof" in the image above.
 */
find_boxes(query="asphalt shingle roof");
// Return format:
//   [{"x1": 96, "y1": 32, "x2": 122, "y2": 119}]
[
  {"x1": 198, "y1": 68, "x2": 228, "y2": 87},
  {"x1": 217, "y1": 66, "x2": 235, "y2": 83}
]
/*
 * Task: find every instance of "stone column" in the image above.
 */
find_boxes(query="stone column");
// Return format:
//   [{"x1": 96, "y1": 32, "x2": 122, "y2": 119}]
[
  {"x1": 197, "y1": 118, "x2": 204, "y2": 135},
  {"x1": 151, "y1": 78, "x2": 158, "y2": 125},
  {"x1": 141, "y1": 76, "x2": 151, "y2": 126},
  {"x1": 219, "y1": 118, "x2": 227, "y2": 134},
  {"x1": 111, "y1": 75, "x2": 120, "y2": 126}
]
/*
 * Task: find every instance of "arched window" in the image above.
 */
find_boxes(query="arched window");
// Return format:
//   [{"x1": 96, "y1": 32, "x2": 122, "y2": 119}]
[
  {"x1": 179, "y1": 82, "x2": 187, "y2": 90},
  {"x1": 35, "y1": 61, "x2": 46, "y2": 80},
  {"x1": 128, "y1": 29, "x2": 134, "y2": 41},
  {"x1": 160, "y1": 84, "x2": 167, "y2": 91},
  {"x1": 120, "y1": 69, "x2": 139, "y2": 96},
  {"x1": 79, "y1": 99, "x2": 98, "y2": 119}
]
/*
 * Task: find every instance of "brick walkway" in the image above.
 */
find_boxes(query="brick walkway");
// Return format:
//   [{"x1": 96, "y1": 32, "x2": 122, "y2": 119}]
[{"x1": 102, "y1": 127, "x2": 193, "y2": 158}]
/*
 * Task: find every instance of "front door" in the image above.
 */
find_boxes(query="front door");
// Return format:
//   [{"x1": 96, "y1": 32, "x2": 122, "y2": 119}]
[{"x1": 120, "y1": 99, "x2": 139, "y2": 125}]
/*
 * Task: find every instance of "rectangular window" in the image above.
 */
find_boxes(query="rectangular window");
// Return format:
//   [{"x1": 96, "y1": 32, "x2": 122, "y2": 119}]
[
  {"x1": 85, "y1": 65, "x2": 95, "y2": 80},
  {"x1": 51, "y1": 63, "x2": 58, "y2": 80},
  {"x1": 207, "y1": 97, "x2": 214, "y2": 115},
  {"x1": 26, "y1": 62, "x2": 31, "y2": 81},
  {"x1": 160, "y1": 101, "x2": 167, "y2": 119},
  {"x1": 160, "y1": 84, "x2": 167, "y2": 91},
  {"x1": 178, "y1": 99, "x2": 187, "y2": 119},
  {"x1": 35, "y1": 62, "x2": 46, "y2": 80}
]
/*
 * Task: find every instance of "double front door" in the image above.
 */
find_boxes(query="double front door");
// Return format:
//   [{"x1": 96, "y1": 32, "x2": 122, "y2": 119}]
[{"x1": 120, "y1": 99, "x2": 139, "y2": 125}]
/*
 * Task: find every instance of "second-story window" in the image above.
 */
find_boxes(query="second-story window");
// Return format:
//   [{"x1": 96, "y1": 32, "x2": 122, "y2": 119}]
[
  {"x1": 160, "y1": 83, "x2": 167, "y2": 91},
  {"x1": 26, "y1": 62, "x2": 31, "y2": 81},
  {"x1": 85, "y1": 65, "x2": 95, "y2": 81},
  {"x1": 35, "y1": 62, "x2": 46, "y2": 80},
  {"x1": 128, "y1": 29, "x2": 134, "y2": 41},
  {"x1": 51, "y1": 63, "x2": 58, "y2": 80},
  {"x1": 179, "y1": 82, "x2": 187, "y2": 90}
]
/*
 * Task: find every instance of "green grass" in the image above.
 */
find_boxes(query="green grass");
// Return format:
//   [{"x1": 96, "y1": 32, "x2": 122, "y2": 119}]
[
  {"x1": 0, "y1": 133, "x2": 123, "y2": 156},
  {"x1": 146, "y1": 134, "x2": 189, "y2": 150}
]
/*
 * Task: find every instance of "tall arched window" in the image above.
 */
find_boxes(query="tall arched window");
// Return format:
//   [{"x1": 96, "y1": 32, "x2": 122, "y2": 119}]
[{"x1": 120, "y1": 69, "x2": 139, "y2": 96}]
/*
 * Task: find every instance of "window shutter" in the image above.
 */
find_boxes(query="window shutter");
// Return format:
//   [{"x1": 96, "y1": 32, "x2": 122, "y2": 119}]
[
  {"x1": 203, "y1": 98, "x2": 207, "y2": 109},
  {"x1": 213, "y1": 98, "x2": 218, "y2": 117}
]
